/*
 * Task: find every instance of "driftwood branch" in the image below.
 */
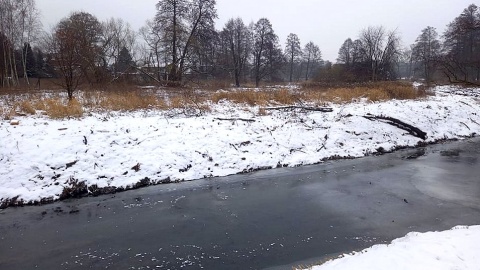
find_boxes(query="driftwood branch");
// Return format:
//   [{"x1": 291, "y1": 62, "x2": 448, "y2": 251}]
[
  {"x1": 215, "y1": 117, "x2": 256, "y2": 122},
  {"x1": 265, "y1": 106, "x2": 333, "y2": 112},
  {"x1": 363, "y1": 115, "x2": 427, "y2": 140}
]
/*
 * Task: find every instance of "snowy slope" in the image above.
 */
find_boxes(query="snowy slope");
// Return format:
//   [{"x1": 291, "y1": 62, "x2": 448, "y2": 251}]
[
  {"x1": 1, "y1": 86, "x2": 480, "y2": 206},
  {"x1": 301, "y1": 225, "x2": 480, "y2": 270}
]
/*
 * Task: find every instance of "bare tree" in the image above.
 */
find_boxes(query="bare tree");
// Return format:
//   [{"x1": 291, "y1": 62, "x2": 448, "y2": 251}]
[
  {"x1": 442, "y1": 4, "x2": 480, "y2": 85},
  {"x1": 0, "y1": 0, "x2": 41, "y2": 87},
  {"x1": 0, "y1": 0, "x2": 21, "y2": 86},
  {"x1": 351, "y1": 39, "x2": 364, "y2": 66},
  {"x1": 140, "y1": 19, "x2": 167, "y2": 81},
  {"x1": 412, "y1": 26, "x2": 441, "y2": 83},
  {"x1": 359, "y1": 26, "x2": 401, "y2": 81},
  {"x1": 47, "y1": 12, "x2": 103, "y2": 99},
  {"x1": 285, "y1": 33, "x2": 301, "y2": 82},
  {"x1": 221, "y1": 18, "x2": 252, "y2": 87},
  {"x1": 303, "y1": 41, "x2": 321, "y2": 81},
  {"x1": 337, "y1": 38, "x2": 364, "y2": 75},
  {"x1": 252, "y1": 18, "x2": 281, "y2": 87},
  {"x1": 101, "y1": 18, "x2": 136, "y2": 74},
  {"x1": 337, "y1": 38, "x2": 353, "y2": 66},
  {"x1": 155, "y1": 0, "x2": 217, "y2": 82},
  {"x1": 187, "y1": 18, "x2": 218, "y2": 80},
  {"x1": 16, "y1": 0, "x2": 41, "y2": 85},
  {"x1": 360, "y1": 26, "x2": 385, "y2": 81}
]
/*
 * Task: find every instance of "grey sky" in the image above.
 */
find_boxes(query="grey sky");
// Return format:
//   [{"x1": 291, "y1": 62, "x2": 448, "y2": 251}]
[{"x1": 37, "y1": 0, "x2": 474, "y2": 62}]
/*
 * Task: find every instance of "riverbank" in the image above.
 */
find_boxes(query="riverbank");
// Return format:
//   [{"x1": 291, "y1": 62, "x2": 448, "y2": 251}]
[{"x1": 1, "y1": 85, "x2": 479, "y2": 207}]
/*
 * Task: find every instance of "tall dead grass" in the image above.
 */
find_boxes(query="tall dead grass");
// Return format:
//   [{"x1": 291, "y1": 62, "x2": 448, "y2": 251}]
[
  {"x1": 301, "y1": 81, "x2": 422, "y2": 103},
  {"x1": 0, "y1": 81, "x2": 423, "y2": 119},
  {"x1": 6, "y1": 98, "x2": 84, "y2": 119},
  {"x1": 44, "y1": 99, "x2": 84, "y2": 119},
  {"x1": 210, "y1": 82, "x2": 420, "y2": 106},
  {"x1": 83, "y1": 91, "x2": 167, "y2": 111},
  {"x1": 212, "y1": 89, "x2": 296, "y2": 106},
  {"x1": 2, "y1": 90, "x2": 167, "y2": 119}
]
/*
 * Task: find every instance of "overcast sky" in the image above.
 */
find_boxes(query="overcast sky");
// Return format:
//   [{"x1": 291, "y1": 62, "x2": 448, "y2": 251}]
[{"x1": 36, "y1": 0, "x2": 474, "y2": 62}]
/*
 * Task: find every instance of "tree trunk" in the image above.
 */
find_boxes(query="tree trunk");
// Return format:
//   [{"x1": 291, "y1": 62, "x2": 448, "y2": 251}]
[
  {"x1": 170, "y1": 3, "x2": 178, "y2": 82},
  {"x1": 289, "y1": 53, "x2": 294, "y2": 83},
  {"x1": 305, "y1": 59, "x2": 310, "y2": 81}
]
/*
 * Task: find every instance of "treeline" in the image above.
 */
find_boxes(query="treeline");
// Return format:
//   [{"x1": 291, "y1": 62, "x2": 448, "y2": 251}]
[
  {"x1": 332, "y1": 4, "x2": 480, "y2": 86},
  {"x1": 0, "y1": 0, "x2": 479, "y2": 95},
  {"x1": 138, "y1": 1, "x2": 322, "y2": 87},
  {"x1": 411, "y1": 4, "x2": 480, "y2": 86}
]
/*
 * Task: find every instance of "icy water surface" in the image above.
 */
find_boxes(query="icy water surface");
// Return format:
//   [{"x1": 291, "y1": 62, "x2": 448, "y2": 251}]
[{"x1": 1, "y1": 138, "x2": 480, "y2": 269}]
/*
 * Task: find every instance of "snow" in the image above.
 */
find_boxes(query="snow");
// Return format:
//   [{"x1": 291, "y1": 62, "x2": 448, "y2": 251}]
[
  {"x1": 1, "y1": 86, "x2": 480, "y2": 205},
  {"x1": 300, "y1": 225, "x2": 480, "y2": 270}
]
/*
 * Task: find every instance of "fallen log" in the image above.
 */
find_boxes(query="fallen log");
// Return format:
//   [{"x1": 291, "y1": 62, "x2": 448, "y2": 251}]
[
  {"x1": 215, "y1": 117, "x2": 256, "y2": 122},
  {"x1": 363, "y1": 115, "x2": 427, "y2": 140},
  {"x1": 265, "y1": 106, "x2": 333, "y2": 112}
]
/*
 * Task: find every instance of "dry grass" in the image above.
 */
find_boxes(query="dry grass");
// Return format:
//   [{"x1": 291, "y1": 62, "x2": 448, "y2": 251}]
[
  {"x1": 19, "y1": 100, "x2": 37, "y2": 115},
  {"x1": 301, "y1": 81, "x2": 422, "y2": 103},
  {"x1": 193, "y1": 79, "x2": 233, "y2": 91},
  {"x1": 0, "y1": 81, "x2": 424, "y2": 119},
  {"x1": 211, "y1": 82, "x2": 420, "y2": 107},
  {"x1": 43, "y1": 99, "x2": 84, "y2": 119},
  {"x1": 2, "y1": 90, "x2": 166, "y2": 119},
  {"x1": 1, "y1": 107, "x2": 14, "y2": 120},
  {"x1": 83, "y1": 91, "x2": 167, "y2": 111},
  {"x1": 169, "y1": 96, "x2": 185, "y2": 109},
  {"x1": 212, "y1": 88, "x2": 297, "y2": 106}
]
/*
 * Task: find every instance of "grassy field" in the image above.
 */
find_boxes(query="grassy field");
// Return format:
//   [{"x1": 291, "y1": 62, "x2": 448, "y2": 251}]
[{"x1": 0, "y1": 81, "x2": 426, "y2": 120}]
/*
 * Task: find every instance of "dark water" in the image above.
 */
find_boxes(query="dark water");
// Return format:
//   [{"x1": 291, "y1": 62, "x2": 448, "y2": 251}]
[{"x1": 1, "y1": 138, "x2": 480, "y2": 270}]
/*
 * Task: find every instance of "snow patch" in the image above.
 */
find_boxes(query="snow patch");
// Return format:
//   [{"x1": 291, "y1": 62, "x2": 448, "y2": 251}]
[{"x1": 301, "y1": 225, "x2": 480, "y2": 270}]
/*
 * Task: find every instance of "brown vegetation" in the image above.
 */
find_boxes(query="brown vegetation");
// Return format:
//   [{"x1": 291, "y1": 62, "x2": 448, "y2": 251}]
[
  {"x1": 0, "y1": 81, "x2": 424, "y2": 120},
  {"x1": 301, "y1": 81, "x2": 423, "y2": 103}
]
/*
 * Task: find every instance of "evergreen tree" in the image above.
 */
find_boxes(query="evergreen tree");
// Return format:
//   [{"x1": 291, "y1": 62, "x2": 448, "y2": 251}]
[
  {"x1": 115, "y1": 47, "x2": 134, "y2": 73},
  {"x1": 22, "y1": 43, "x2": 36, "y2": 77},
  {"x1": 34, "y1": 48, "x2": 46, "y2": 77}
]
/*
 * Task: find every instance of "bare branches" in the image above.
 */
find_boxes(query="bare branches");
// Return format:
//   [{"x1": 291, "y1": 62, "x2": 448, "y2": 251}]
[
  {"x1": 440, "y1": 4, "x2": 480, "y2": 85},
  {"x1": 47, "y1": 12, "x2": 103, "y2": 99},
  {"x1": 359, "y1": 26, "x2": 401, "y2": 81},
  {"x1": 285, "y1": 33, "x2": 301, "y2": 83},
  {"x1": 252, "y1": 18, "x2": 283, "y2": 87},
  {"x1": 411, "y1": 26, "x2": 441, "y2": 83},
  {"x1": 221, "y1": 18, "x2": 252, "y2": 87},
  {"x1": 303, "y1": 41, "x2": 321, "y2": 81},
  {"x1": 265, "y1": 106, "x2": 333, "y2": 112},
  {"x1": 154, "y1": 0, "x2": 217, "y2": 82}
]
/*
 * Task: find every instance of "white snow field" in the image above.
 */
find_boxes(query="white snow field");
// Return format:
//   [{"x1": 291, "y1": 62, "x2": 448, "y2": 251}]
[
  {"x1": 300, "y1": 225, "x2": 480, "y2": 270},
  {"x1": 1, "y1": 86, "x2": 480, "y2": 206}
]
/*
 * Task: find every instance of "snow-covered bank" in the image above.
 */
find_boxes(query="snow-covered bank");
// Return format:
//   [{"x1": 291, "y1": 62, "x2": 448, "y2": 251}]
[
  {"x1": 299, "y1": 225, "x2": 480, "y2": 270},
  {"x1": 1, "y1": 86, "x2": 480, "y2": 207}
]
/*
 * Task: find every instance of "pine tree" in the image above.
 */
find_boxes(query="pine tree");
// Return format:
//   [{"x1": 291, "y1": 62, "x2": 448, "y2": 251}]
[
  {"x1": 115, "y1": 47, "x2": 134, "y2": 73},
  {"x1": 22, "y1": 43, "x2": 36, "y2": 77}
]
